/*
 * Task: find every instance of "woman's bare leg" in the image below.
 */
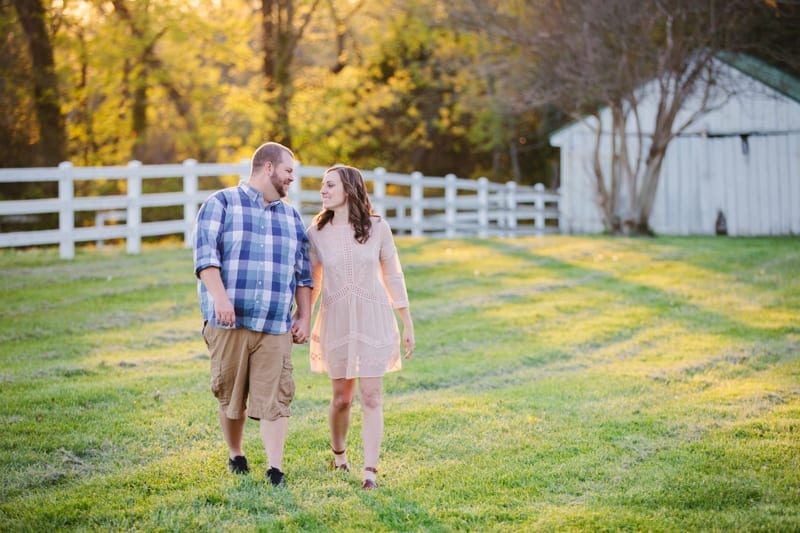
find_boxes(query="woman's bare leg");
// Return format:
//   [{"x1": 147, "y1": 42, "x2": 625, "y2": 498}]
[
  {"x1": 359, "y1": 377, "x2": 383, "y2": 483},
  {"x1": 330, "y1": 378, "x2": 356, "y2": 467}
]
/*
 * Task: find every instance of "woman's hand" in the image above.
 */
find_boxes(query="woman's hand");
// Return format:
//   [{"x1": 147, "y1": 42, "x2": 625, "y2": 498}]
[
  {"x1": 292, "y1": 311, "x2": 310, "y2": 344},
  {"x1": 397, "y1": 308, "x2": 415, "y2": 358},
  {"x1": 402, "y1": 319, "x2": 415, "y2": 359},
  {"x1": 403, "y1": 331, "x2": 415, "y2": 359}
]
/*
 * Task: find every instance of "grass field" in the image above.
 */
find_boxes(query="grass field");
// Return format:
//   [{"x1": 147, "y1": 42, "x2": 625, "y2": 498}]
[{"x1": 1, "y1": 236, "x2": 798, "y2": 532}]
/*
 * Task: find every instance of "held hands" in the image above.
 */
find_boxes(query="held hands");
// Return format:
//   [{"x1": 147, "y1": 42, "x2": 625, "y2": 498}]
[{"x1": 292, "y1": 311, "x2": 310, "y2": 344}]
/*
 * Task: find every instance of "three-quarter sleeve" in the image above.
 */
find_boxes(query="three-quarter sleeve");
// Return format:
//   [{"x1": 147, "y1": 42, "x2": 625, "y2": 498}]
[
  {"x1": 378, "y1": 219, "x2": 409, "y2": 308},
  {"x1": 309, "y1": 237, "x2": 323, "y2": 299}
]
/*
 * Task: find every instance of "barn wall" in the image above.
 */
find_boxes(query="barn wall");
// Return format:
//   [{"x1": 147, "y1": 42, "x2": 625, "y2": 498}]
[{"x1": 551, "y1": 62, "x2": 800, "y2": 236}]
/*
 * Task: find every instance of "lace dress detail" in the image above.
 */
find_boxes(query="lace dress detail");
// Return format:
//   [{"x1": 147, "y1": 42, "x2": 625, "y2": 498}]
[{"x1": 308, "y1": 218, "x2": 409, "y2": 379}]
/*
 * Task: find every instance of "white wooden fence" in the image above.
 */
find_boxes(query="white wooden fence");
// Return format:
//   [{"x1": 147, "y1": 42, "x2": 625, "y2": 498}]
[{"x1": 0, "y1": 160, "x2": 560, "y2": 259}]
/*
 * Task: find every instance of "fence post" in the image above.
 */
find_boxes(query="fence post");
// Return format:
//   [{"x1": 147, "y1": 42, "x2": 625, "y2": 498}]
[
  {"x1": 477, "y1": 177, "x2": 489, "y2": 238},
  {"x1": 534, "y1": 183, "x2": 545, "y2": 232},
  {"x1": 556, "y1": 186, "x2": 563, "y2": 230},
  {"x1": 505, "y1": 181, "x2": 517, "y2": 237},
  {"x1": 127, "y1": 160, "x2": 142, "y2": 254},
  {"x1": 288, "y1": 161, "x2": 301, "y2": 206},
  {"x1": 58, "y1": 162, "x2": 74, "y2": 260},
  {"x1": 445, "y1": 173, "x2": 457, "y2": 238},
  {"x1": 396, "y1": 200, "x2": 407, "y2": 235},
  {"x1": 183, "y1": 159, "x2": 198, "y2": 248},
  {"x1": 411, "y1": 171, "x2": 423, "y2": 237},
  {"x1": 373, "y1": 167, "x2": 386, "y2": 217},
  {"x1": 239, "y1": 158, "x2": 250, "y2": 182},
  {"x1": 95, "y1": 212, "x2": 104, "y2": 249}
]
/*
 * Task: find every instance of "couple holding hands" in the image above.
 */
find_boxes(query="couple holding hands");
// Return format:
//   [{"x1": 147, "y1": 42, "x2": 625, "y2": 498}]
[{"x1": 193, "y1": 142, "x2": 414, "y2": 490}]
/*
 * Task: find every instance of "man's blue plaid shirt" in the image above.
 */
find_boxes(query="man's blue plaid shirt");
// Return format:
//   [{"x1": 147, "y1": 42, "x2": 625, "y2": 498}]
[{"x1": 193, "y1": 182, "x2": 313, "y2": 334}]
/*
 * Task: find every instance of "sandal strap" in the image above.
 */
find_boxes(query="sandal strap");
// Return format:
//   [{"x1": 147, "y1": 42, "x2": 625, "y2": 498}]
[
  {"x1": 331, "y1": 447, "x2": 346, "y2": 456},
  {"x1": 364, "y1": 466, "x2": 378, "y2": 474},
  {"x1": 329, "y1": 458, "x2": 349, "y2": 471}
]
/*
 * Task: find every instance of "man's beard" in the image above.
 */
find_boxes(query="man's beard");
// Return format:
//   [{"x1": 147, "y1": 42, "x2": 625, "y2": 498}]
[{"x1": 270, "y1": 171, "x2": 287, "y2": 198}]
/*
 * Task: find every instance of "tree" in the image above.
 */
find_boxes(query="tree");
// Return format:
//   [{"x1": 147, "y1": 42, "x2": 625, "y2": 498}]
[
  {"x1": 459, "y1": 0, "x2": 798, "y2": 234},
  {"x1": 0, "y1": 1, "x2": 37, "y2": 168},
  {"x1": 50, "y1": 0, "x2": 266, "y2": 165},
  {"x1": 11, "y1": 0, "x2": 66, "y2": 166},
  {"x1": 260, "y1": 0, "x2": 323, "y2": 146},
  {"x1": 292, "y1": 0, "x2": 555, "y2": 182},
  {"x1": 0, "y1": 0, "x2": 614, "y2": 189},
  {"x1": 110, "y1": 0, "x2": 220, "y2": 162}
]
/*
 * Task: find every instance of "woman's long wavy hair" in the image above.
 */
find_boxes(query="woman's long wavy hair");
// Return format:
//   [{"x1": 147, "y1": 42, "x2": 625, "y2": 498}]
[{"x1": 313, "y1": 165, "x2": 376, "y2": 243}]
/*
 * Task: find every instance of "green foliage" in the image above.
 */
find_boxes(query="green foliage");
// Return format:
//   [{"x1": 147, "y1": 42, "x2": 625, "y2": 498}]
[
  {"x1": 3, "y1": 0, "x2": 560, "y2": 185},
  {"x1": 53, "y1": 0, "x2": 266, "y2": 166},
  {"x1": 294, "y1": 0, "x2": 559, "y2": 182},
  {"x1": 1, "y1": 236, "x2": 798, "y2": 531}
]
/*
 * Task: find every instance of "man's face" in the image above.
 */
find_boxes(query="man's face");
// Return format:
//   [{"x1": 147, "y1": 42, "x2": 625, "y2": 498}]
[{"x1": 269, "y1": 153, "x2": 294, "y2": 198}]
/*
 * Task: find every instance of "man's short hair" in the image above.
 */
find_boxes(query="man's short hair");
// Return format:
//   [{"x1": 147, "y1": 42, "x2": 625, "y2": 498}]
[{"x1": 251, "y1": 142, "x2": 293, "y2": 173}]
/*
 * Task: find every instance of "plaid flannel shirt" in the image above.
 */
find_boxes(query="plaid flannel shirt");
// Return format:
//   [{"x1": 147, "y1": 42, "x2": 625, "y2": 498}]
[{"x1": 193, "y1": 182, "x2": 312, "y2": 334}]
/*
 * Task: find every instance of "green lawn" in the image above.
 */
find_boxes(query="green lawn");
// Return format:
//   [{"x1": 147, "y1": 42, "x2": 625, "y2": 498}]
[{"x1": 1, "y1": 236, "x2": 798, "y2": 532}]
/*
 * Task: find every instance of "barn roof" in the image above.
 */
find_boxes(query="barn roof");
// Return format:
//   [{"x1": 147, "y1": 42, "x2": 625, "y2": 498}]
[
  {"x1": 549, "y1": 51, "x2": 800, "y2": 141},
  {"x1": 716, "y1": 51, "x2": 800, "y2": 103}
]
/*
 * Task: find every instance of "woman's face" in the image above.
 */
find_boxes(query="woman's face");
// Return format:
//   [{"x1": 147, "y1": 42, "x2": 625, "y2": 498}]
[{"x1": 320, "y1": 170, "x2": 347, "y2": 211}]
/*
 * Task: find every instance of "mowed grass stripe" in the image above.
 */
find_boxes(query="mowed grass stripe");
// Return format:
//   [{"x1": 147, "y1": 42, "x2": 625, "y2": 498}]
[{"x1": 0, "y1": 236, "x2": 798, "y2": 532}]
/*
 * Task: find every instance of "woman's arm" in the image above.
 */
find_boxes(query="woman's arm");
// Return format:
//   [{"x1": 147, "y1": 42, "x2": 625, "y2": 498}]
[{"x1": 396, "y1": 306, "x2": 415, "y2": 358}]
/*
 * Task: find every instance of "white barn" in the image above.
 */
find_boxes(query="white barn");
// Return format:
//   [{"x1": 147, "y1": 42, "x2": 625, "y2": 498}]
[{"x1": 550, "y1": 54, "x2": 800, "y2": 236}]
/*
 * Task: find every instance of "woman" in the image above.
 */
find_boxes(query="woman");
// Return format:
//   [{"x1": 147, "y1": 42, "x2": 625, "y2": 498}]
[{"x1": 307, "y1": 165, "x2": 415, "y2": 490}]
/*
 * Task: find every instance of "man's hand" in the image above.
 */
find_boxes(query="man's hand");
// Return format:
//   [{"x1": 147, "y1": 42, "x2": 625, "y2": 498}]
[
  {"x1": 291, "y1": 311, "x2": 310, "y2": 344},
  {"x1": 291, "y1": 286, "x2": 312, "y2": 344},
  {"x1": 215, "y1": 298, "x2": 236, "y2": 327},
  {"x1": 199, "y1": 267, "x2": 236, "y2": 327}
]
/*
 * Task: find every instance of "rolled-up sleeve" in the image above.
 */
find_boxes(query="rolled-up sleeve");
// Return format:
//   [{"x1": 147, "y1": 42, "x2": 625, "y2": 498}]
[
  {"x1": 378, "y1": 220, "x2": 409, "y2": 308},
  {"x1": 194, "y1": 196, "x2": 224, "y2": 277}
]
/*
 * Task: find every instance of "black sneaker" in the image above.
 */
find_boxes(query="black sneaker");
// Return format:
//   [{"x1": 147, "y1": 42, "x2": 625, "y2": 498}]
[
  {"x1": 228, "y1": 455, "x2": 249, "y2": 474},
  {"x1": 266, "y1": 467, "x2": 286, "y2": 487}
]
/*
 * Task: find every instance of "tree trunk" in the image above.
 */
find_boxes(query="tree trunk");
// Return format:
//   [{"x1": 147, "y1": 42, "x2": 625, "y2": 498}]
[
  {"x1": 112, "y1": 1, "x2": 205, "y2": 162},
  {"x1": 609, "y1": 104, "x2": 623, "y2": 231},
  {"x1": 13, "y1": 0, "x2": 66, "y2": 166},
  {"x1": 261, "y1": 0, "x2": 321, "y2": 147},
  {"x1": 632, "y1": 83, "x2": 683, "y2": 235},
  {"x1": 275, "y1": 83, "x2": 293, "y2": 147},
  {"x1": 261, "y1": 0, "x2": 293, "y2": 146},
  {"x1": 509, "y1": 139, "x2": 521, "y2": 182},
  {"x1": 589, "y1": 115, "x2": 616, "y2": 232},
  {"x1": 75, "y1": 29, "x2": 97, "y2": 165},
  {"x1": 634, "y1": 145, "x2": 667, "y2": 235},
  {"x1": 131, "y1": 61, "x2": 149, "y2": 162}
]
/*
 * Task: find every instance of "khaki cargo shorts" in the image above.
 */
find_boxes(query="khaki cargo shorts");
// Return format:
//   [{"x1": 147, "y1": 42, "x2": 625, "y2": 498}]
[{"x1": 203, "y1": 323, "x2": 294, "y2": 421}]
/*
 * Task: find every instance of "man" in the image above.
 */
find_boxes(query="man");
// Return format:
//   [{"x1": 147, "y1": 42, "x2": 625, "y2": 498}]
[{"x1": 193, "y1": 142, "x2": 312, "y2": 487}]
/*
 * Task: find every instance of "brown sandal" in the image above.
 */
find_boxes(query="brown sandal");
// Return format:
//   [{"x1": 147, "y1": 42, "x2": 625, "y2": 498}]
[
  {"x1": 329, "y1": 447, "x2": 349, "y2": 472},
  {"x1": 362, "y1": 467, "x2": 378, "y2": 490}
]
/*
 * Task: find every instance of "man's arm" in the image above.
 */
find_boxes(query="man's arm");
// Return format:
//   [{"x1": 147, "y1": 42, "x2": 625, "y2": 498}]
[
  {"x1": 291, "y1": 285, "x2": 312, "y2": 344},
  {"x1": 198, "y1": 267, "x2": 235, "y2": 327}
]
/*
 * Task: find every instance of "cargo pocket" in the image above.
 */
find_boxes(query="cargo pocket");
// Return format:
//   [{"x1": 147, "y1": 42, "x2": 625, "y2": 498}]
[
  {"x1": 205, "y1": 324, "x2": 223, "y2": 398},
  {"x1": 277, "y1": 344, "x2": 296, "y2": 415}
]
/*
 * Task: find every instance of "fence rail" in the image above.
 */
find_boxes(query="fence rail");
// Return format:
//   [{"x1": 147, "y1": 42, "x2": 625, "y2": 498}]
[{"x1": 0, "y1": 160, "x2": 560, "y2": 259}]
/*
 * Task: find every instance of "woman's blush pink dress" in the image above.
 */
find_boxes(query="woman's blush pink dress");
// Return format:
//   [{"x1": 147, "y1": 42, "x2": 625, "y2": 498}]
[{"x1": 307, "y1": 217, "x2": 409, "y2": 379}]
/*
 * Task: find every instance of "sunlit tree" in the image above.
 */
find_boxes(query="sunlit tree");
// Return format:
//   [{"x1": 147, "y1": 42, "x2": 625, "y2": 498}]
[
  {"x1": 459, "y1": 0, "x2": 799, "y2": 234},
  {"x1": 10, "y1": 0, "x2": 66, "y2": 166}
]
